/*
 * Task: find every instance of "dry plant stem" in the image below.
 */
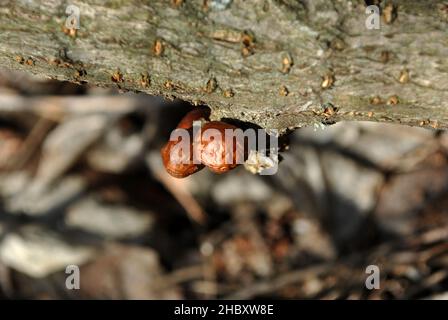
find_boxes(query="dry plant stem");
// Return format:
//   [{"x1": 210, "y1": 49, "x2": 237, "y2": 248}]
[
  {"x1": 153, "y1": 264, "x2": 205, "y2": 290},
  {"x1": 0, "y1": 95, "x2": 144, "y2": 117},
  {"x1": 152, "y1": 168, "x2": 207, "y2": 225},
  {"x1": 226, "y1": 223, "x2": 448, "y2": 299},
  {"x1": 225, "y1": 263, "x2": 334, "y2": 299},
  {"x1": 0, "y1": 1, "x2": 447, "y2": 132},
  {"x1": 6, "y1": 118, "x2": 55, "y2": 171}
]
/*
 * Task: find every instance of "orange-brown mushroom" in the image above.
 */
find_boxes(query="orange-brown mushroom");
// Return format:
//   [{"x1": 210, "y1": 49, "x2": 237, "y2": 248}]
[
  {"x1": 161, "y1": 133, "x2": 204, "y2": 178},
  {"x1": 161, "y1": 108, "x2": 247, "y2": 178},
  {"x1": 194, "y1": 121, "x2": 246, "y2": 174}
]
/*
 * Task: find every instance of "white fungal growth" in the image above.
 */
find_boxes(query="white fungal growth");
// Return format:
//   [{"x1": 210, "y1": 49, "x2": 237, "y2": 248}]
[
  {"x1": 244, "y1": 150, "x2": 277, "y2": 175},
  {"x1": 313, "y1": 122, "x2": 327, "y2": 131},
  {"x1": 210, "y1": 0, "x2": 233, "y2": 11}
]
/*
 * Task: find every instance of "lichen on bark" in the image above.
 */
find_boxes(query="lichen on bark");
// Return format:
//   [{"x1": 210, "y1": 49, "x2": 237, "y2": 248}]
[{"x1": 0, "y1": 0, "x2": 447, "y2": 133}]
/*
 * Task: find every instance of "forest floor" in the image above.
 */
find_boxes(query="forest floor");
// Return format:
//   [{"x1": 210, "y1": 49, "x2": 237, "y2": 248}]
[{"x1": 0, "y1": 68, "x2": 447, "y2": 299}]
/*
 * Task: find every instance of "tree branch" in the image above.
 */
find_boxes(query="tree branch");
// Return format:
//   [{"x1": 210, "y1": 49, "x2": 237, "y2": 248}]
[{"x1": 1, "y1": 0, "x2": 447, "y2": 132}]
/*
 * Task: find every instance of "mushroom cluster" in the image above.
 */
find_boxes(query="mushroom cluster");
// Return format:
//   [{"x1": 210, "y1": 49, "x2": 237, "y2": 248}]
[{"x1": 161, "y1": 108, "x2": 247, "y2": 178}]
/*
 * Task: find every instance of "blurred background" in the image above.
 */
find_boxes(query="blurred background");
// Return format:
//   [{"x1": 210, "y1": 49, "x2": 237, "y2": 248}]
[{"x1": 0, "y1": 68, "x2": 447, "y2": 300}]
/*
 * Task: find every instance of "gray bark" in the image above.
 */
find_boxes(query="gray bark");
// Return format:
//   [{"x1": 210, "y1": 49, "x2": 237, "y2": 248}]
[{"x1": 0, "y1": 0, "x2": 447, "y2": 133}]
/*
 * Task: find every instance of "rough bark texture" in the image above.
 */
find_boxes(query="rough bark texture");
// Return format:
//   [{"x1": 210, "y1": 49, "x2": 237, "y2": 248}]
[{"x1": 0, "y1": 0, "x2": 447, "y2": 133}]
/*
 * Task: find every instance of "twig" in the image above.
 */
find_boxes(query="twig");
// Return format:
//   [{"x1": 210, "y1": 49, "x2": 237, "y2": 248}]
[
  {"x1": 6, "y1": 118, "x2": 54, "y2": 170},
  {"x1": 146, "y1": 153, "x2": 207, "y2": 225},
  {"x1": 0, "y1": 95, "x2": 155, "y2": 118},
  {"x1": 224, "y1": 263, "x2": 334, "y2": 299}
]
